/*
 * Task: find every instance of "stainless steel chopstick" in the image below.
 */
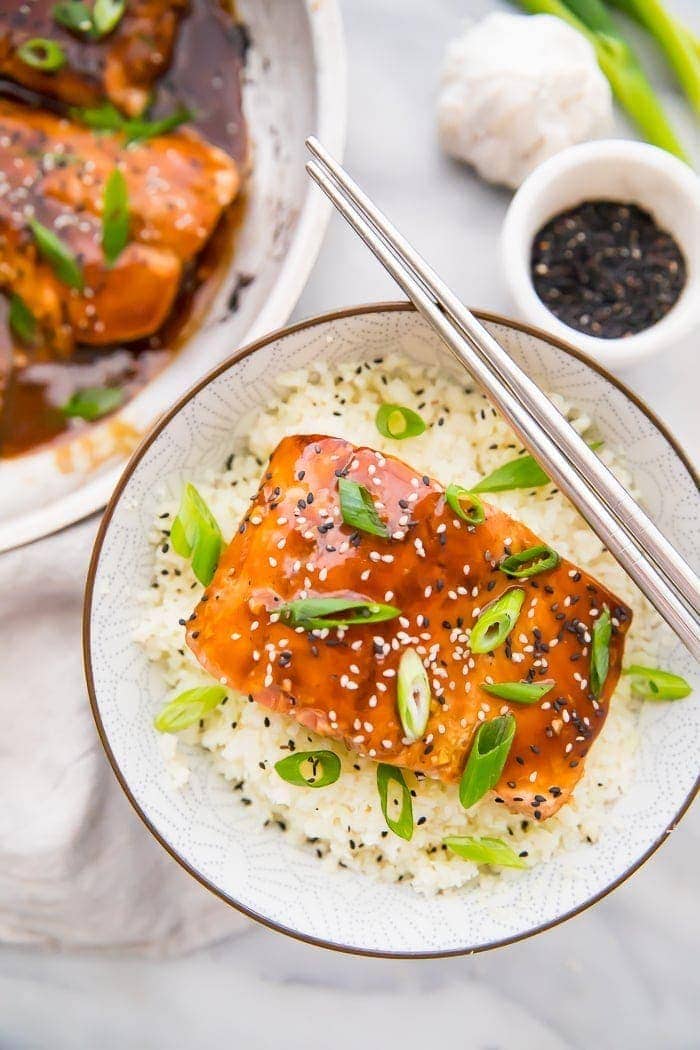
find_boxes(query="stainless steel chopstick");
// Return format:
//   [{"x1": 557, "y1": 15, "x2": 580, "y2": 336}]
[
  {"x1": 305, "y1": 142, "x2": 700, "y2": 659},
  {"x1": 307, "y1": 137, "x2": 700, "y2": 618}
]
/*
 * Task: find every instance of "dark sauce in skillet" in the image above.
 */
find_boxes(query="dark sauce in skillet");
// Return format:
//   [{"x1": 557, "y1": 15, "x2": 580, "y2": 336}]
[{"x1": 0, "y1": 0, "x2": 248, "y2": 459}]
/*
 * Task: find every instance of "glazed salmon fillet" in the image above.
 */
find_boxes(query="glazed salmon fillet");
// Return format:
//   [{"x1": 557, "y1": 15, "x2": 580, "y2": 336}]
[
  {"x1": 187, "y1": 435, "x2": 632, "y2": 820},
  {"x1": 0, "y1": 0, "x2": 188, "y2": 116},
  {"x1": 0, "y1": 99, "x2": 239, "y2": 351}
]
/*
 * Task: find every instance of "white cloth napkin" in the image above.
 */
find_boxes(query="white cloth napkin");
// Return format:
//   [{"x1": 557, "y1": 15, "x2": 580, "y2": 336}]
[{"x1": 0, "y1": 517, "x2": 246, "y2": 954}]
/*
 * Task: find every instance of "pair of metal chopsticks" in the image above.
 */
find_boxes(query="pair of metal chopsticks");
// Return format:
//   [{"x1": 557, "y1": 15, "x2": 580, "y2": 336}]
[{"x1": 305, "y1": 137, "x2": 700, "y2": 660}]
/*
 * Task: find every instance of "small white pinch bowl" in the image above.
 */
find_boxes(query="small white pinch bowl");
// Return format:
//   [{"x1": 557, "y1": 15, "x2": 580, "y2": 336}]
[
  {"x1": 501, "y1": 140, "x2": 700, "y2": 370},
  {"x1": 85, "y1": 304, "x2": 699, "y2": 958}
]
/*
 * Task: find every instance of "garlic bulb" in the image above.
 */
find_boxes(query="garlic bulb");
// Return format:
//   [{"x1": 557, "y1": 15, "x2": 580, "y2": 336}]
[{"x1": 437, "y1": 13, "x2": 614, "y2": 189}]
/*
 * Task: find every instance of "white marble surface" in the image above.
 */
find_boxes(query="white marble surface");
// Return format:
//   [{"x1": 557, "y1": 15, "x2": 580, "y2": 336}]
[{"x1": 1, "y1": 1, "x2": 698, "y2": 1046}]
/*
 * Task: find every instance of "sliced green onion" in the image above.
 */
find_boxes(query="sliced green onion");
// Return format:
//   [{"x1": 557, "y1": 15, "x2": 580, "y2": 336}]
[
  {"x1": 459, "y1": 714, "x2": 516, "y2": 809},
  {"x1": 93, "y1": 0, "x2": 126, "y2": 37},
  {"x1": 590, "y1": 607, "x2": 612, "y2": 698},
  {"x1": 376, "y1": 764, "x2": 413, "y2": 840},
  {"x1": 102, "y1": 168, "x2": 129, "y2": 265},
  {"x1": 470, "y1": 589, "x2": 525, "y2": 654},
  {"x1": 481, "y1": 680, "x2": 554, "y2": 704},
  {"x1": 397, "y1": 648, "x2": 431, "y2": 742},
  {"x1": 61, "y1": 386, "x2": 124, "y2": 421},
  {"x1": 623, "y1": 664, "x2": 692, "y2": 701},
  {"x1": 472, "y1": 441, "x2": 603, "y2": 493},
  {"x1": 443, "y1": 835, "x2": 527, "y2": 869},
  {"x1": 123, "y1": 106, "x2": 193, "y2": 144},
  {"x1": 71, "y1": 102, "x2": 192, "y2": 144},
  {"x1": 9, "y1": 294, "x2": 37, "y2": 345},
  {"x1": 375, "y1": 403, "x2": 426, "y2": 440},
  {"x1": 70, "y1": 102, "x2": 127, "y2": 132},
  {"x1": 53, "y1": 2, "x2": 94, "y2": 34},
  {"x1": 276, "y1": 595, "x2": 400, "y2": 630},
  {"x1": 471, "y1": 453, "x2": 549, "y2": 493},
  {"x1": 500, "y1": 544, "x2": 560, "y2": 579},
  {"x1": 338, "y1": 477, "x2": 388, "y2": 537},
  {"x1": 53, "y1": 0, "x2": 126, "y2": 39},
  {"x1": 154, "y1": 685, "x2": 226, "y2": 733},
  {"x1": 29, "y1": 218, "x2": 83, "y2": 289},
  {"x1": 275, "y1": 750, "x2": 341, "y2": 788},
  {"x1": 171, "y1": 483, "x2": 223, "y2": 587},
  {"x1": 17, "y1": 38, "x2": 66, "y2": 72},
  {"x1": 445, "y1": 484, "x2": 485, "y2": 525}
]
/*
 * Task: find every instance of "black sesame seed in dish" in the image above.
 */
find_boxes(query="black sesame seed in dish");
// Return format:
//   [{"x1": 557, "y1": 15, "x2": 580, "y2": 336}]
[
  {"x1": 131, "y1": 354, "x2": 690, "y2": 896},
  {"x1": 530, "y1": 201, "x2": 686, "y2": 340}
]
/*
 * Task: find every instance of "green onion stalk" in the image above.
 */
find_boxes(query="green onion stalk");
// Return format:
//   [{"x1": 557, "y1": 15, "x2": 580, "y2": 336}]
[
  {"x1": 510, "y1": 0, "x2": 689, "y2": 161},
  {"x1": 607, "y1": 0, "x2": 700, "y2": 114}
]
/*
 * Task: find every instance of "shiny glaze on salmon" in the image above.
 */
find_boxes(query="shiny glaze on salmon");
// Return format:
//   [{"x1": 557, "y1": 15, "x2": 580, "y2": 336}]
[
  {"x1": 0, "y1": 98, "x2": 239, "y2": 352},
  {"x1": 0, "y1": 0, "x2": 187, "y2": 116},
  {"x1": 187, "y1": 435, "x2": 632, "y2": 820}
]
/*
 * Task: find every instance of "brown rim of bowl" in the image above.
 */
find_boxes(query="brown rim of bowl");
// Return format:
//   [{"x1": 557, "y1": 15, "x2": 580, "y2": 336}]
[{"x1": 83, "y1": 302, "x2": 699, "y2": 960}]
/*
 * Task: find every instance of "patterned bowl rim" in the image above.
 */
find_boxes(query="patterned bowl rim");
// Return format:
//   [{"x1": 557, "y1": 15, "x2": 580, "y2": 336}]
[{"x1": 83, "y1": 302, "x2": 699, "y2": 959}]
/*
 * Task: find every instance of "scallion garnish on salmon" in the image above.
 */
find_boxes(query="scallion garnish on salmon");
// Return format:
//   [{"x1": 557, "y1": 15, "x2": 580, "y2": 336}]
[{"x1": 185, "y1": 433, "x2": 636, "y2": 822}]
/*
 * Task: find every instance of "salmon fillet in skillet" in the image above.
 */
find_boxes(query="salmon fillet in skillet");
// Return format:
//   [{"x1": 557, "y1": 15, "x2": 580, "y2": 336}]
[
  {"x1": 0, "y1": 0, "x2": 188, "y2": 116},
  {"x1": 187, "y1": 435, "x2": 632, "y2": 821},
  {"x1": 0, "y1": 99, "x2": 239, "y2": 352}
]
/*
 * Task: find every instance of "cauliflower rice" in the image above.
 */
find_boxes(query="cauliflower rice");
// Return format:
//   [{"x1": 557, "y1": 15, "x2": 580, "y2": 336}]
[{"x1": 135, "y1": 354, "x2": 658, "y2": 895}]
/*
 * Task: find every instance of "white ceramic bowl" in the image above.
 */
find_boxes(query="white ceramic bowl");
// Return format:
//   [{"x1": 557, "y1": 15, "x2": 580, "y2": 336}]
[
  {"x1": 84, "y1": 304, "x2": 698, "y2": 958},
  {"x1": 0, "y1": 0, "x2": 346, "y2": 554},
  {"x1": 501, "y1": 141, "x2": 700, "y2": 370}
]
